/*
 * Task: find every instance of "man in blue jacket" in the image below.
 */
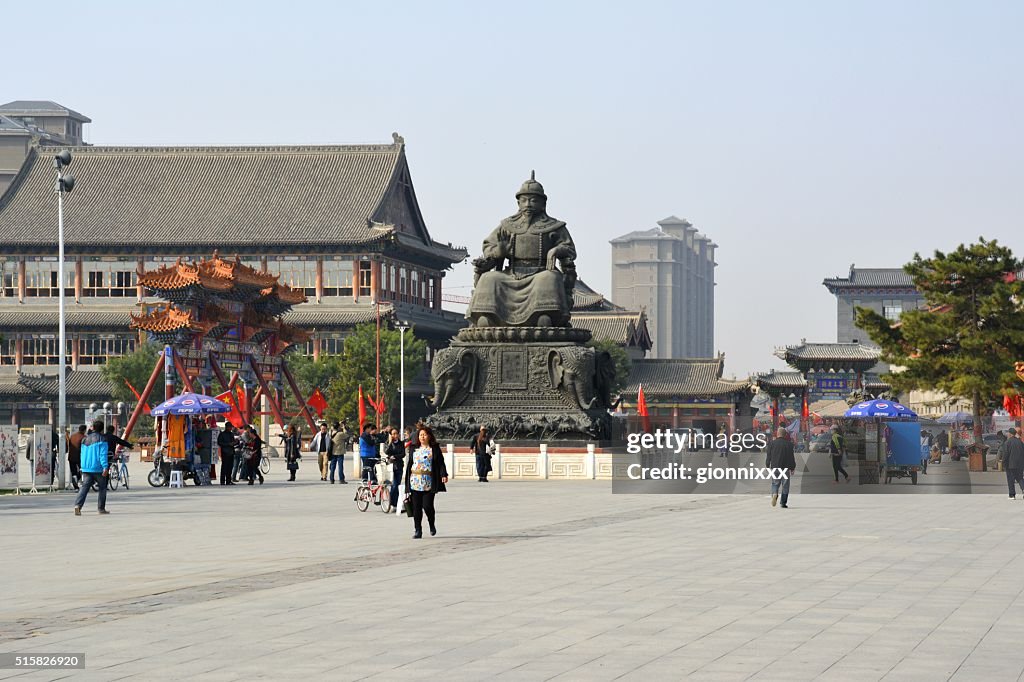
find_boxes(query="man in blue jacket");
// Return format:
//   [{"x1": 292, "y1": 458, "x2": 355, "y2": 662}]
[
  {"x1": 74, "y1": 420, "x2": 111, "y2": 515},
  {"x1": 359, "y1": 423, "x2": 379, "y2": 484}
]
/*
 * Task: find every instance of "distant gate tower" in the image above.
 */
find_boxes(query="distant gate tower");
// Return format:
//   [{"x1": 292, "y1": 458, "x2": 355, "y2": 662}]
[{"x1": 610, "y1": 216, "x2": 716, "y2": 359}]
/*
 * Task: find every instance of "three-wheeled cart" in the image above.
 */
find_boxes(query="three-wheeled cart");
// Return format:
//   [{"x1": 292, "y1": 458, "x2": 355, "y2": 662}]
[{"x1": 881, "y1": 420, "x2": 922, "y2": 485}]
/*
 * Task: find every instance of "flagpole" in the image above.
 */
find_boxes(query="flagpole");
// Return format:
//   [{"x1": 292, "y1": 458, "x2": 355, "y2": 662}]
[{"x1": 375, "y1": 299, "x2": 381, "y2": 429}]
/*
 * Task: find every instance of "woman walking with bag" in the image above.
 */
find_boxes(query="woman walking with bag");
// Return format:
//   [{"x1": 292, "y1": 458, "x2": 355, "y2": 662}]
[
  {"x1": 280, "y1": 425, "x2": 301, "y2": 482},
  {"x1": 404, "y1": 426, "x2": 448, "y2": 539},
  {"x1": 469, "y1": 426, "x2": 493, "y2": 482}
]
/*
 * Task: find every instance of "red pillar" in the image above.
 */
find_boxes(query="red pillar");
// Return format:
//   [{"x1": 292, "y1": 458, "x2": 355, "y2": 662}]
[
  {"x1": 315, "y1": 257, "x2": 324, "y2": 303},
  {"x1": 74, "y1": 258, "x2": 83, "y2": 303},
  {"x1": 17, "y1": 258, "x2": 25, "y2": 302}
]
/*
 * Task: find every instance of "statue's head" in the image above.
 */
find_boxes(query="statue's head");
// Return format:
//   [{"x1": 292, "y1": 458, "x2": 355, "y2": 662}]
[{"x1": 516, "y1": 170, "x2": 547, "y2": 217}]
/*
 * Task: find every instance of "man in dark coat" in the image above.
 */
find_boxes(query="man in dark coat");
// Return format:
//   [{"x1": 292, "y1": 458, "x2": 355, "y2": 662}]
[
  {"x1": 998, "y1": 428, "x2": 1024, "y2": 499},
  {"x1": 766, "y1": 427, "x2": 797, "y2": 508},
  {"x1": 217, "y1": 423, "x2": 238, "y2": 485},
  {"x1": 67, "y1": 425, "x2": 86, "y2": 490}
]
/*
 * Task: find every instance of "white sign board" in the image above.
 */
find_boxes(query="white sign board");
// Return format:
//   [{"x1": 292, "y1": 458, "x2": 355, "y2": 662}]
[
  {"x1": 33, "y1": 427, "x2": 52, "y2": 488},
  {"x1": 0, "y1": 425, "x2": 18, "y2": 489}
]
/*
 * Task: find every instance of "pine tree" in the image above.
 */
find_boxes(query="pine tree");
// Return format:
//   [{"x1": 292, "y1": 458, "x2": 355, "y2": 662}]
[{"x1": 856, "y1": 238, "x2": 1024, "y2": 448}]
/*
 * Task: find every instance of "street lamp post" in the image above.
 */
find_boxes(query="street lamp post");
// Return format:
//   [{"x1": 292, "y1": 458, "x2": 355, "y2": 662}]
[
  {"x1": 397, "y1": 321, "x2": 410, "y2": 438},
  {"x1": 54, "y1": 151, "x2": 75, "y2": 491}
]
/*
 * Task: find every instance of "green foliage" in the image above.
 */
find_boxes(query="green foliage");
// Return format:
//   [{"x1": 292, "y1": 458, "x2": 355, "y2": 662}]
[
  {"x1": 320, "y1": 323, "x2": 426, "y2": 428},
  {"x1": 586, "y1": 338, "x2": 632, "y2": 395},
  {"x1": 855, "y1": 238, "x2": 1024, "y2": 442}
]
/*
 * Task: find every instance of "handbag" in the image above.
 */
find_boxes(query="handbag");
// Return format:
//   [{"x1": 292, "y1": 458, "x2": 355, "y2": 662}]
[{"x1": 403, "y1": 493, "x2": 414, "y2": 517}]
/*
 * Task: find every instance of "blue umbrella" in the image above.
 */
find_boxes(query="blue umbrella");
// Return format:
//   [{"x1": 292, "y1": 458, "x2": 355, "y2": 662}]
[
  {"x1": 936, "y1": 411, "x2": 973, "y2": 424},
  {"x1": 151, "y1": 392, "x2": 232, "y2": 416},
  {"x1": 844, "y1": 399, "x2": 918, "y2": 420}
]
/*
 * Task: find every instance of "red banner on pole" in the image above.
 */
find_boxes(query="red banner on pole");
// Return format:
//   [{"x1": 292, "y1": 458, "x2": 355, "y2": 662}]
[
  {"x1": 124, "y1": 379, "x2": 151, "y2": 414},
  {"x1": 307, "y1": 387, "x2": 328, "y2": 418},
  {"x1": 358, "y1": 385, "x2": 367, "y2": 429},
  {"x1": 637, "y1": 384, "x2": 651, "y2": 433}
]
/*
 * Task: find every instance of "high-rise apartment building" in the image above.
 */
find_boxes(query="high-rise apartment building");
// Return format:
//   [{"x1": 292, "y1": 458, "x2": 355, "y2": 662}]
[{"x1": 610, "y1": 216, "x2": 716, "y2": 358}]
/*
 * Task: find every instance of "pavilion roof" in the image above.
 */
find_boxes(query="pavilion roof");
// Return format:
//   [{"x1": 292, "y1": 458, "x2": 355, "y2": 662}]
[
  {"x1": 775, "y1": 342, "x2": 881, "y2": 365},
  {"x1": 823, "y1": 268, "x2": 916, "y2": 291},
  {"x1": 622, "y1": 357, "x2": 750, "y2": 398},
  {"x1": 572, "y1": 310, "x2": 652, "y2": 350},
  {"x1": 755, "y1": 371, "x2": 808, "y2": 390},
  {"x1": 130, "y1": 303, "x2": 217, "y2": 335}
]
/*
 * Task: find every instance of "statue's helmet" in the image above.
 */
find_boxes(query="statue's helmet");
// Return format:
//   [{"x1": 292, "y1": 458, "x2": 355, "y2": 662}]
[{"x1": 516, "y1": 170, "x2": 546, "y2": 200}]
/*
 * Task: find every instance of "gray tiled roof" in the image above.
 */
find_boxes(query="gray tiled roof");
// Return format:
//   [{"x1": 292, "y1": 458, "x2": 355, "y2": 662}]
[
  {"x1": 0, "y1": 309, "x2": 131, "y2": 331},
  {"x1": 0, "y1": 100, "x2": 91, "y2": 122},
  {"x1": 623, "y1": 358, "x2": 749, "y2": 398},
  {"x1": 755, "y1": 371, "x2": 808, "y2": 389},
  {"x1": 16, "y1": 369, "x2": 112, "y2": 398},
  {"x1": 0, "y1": 380, "x2": 32, "y2": 397},
  {"x1": 572, "y1": 310, "x2": 651, "y2": 349},
  {"x1": 571, "y1": 278, "x2": 623, "y2": 311},
  {"x1": 0, "y1": 142, "x2": 459, "y2": 253},
  {"x1": 823, "y1": 268, "x2": 916, "y2": 290},
  {"x1": 284, "y1": 305, "x2": 394, "y2": 328},
  {"x1": 777, "y1": 343, "x2": 881, "y2": 363}
]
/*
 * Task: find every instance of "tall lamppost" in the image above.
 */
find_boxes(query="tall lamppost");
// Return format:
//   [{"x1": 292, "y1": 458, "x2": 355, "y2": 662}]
[
  {"x1": 54, "y1": 150, "x2": 75, "y2": 491},
  {"x1": 397, "y1": 320, "x2": 410, "y2": 438}
]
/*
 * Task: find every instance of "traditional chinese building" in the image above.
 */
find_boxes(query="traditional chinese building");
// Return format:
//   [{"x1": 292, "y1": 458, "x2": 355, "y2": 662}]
[
  {"x1": 0, "y1": 135, "x2": 467, "y2": 428},
  {"x1": 620, "y1": 355, "x2": 752, "y2": 433},
  {"x1": 755, "y1": 341, "x2": 889, "y2": 425}
]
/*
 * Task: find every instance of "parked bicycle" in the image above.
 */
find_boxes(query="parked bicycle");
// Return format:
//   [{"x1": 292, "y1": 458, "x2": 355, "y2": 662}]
[
  {"x1": 354, "y1": 458, "x2": 391, "y2": 513},
  {"x1": 107, "y1": 449, "x2": 130, "y2": 490}
]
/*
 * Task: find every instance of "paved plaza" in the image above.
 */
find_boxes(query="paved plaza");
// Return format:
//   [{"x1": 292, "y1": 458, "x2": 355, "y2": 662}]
[{"x1": 2, "y1": 458, "x2": 1024, "y2": 681}]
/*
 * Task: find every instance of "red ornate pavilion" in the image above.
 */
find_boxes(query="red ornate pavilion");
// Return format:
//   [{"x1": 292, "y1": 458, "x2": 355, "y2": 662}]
[{"x1": 122, "y1": 252, "x2": 318, "y2": 440}]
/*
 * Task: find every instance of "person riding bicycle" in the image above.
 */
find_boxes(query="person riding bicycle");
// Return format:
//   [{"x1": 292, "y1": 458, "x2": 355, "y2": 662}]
[{"x1": 359, "y1": 424, "x2": 379, "y2": 484}]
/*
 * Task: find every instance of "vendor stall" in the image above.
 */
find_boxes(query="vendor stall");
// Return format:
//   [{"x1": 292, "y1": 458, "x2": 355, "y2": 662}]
[
  {"x1": 148, "y1": 393, "x2": 230, "y2": 487},
  {"x1": 843, "y1": 399, "x2": 919, "y2": 485}
]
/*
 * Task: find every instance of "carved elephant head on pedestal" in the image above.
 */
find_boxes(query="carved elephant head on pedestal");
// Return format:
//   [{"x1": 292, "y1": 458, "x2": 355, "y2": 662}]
[
  {"x1": 547, "y1": 347, "x2": 597, "y2": 410},
  {"x1": 430, "y1": 348, "x2": 479, "y2": 409}
]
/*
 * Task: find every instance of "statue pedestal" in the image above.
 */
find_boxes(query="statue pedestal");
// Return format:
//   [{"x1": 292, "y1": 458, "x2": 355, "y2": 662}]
[{"x1": 426, "y1": 327, "x2": 612, "y2": 441}]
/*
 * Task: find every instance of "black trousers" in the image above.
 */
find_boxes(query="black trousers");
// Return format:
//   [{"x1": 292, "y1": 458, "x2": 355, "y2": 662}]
[
  {"x1": 832, "y1": 455, "x2": 848, "y2": 481},
  {"x1": 245, "y1": 457, "x2": 263, "y2": 483},
  {"x1": 476, "y1": 454, "x2": 491, "y2": 480},
  {"x1": 220, "y1": 454, "x2": 234, "y2": 485},
  {"x1": 1005, "y1": 467, "x2": 1024, "y2": 497},
  {"x1": 410, "y1": 490, "x2": 436, "y2": 532}
]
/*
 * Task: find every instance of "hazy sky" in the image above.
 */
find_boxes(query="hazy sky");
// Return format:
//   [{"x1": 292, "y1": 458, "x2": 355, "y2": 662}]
[{"x1": 5, "y1": 1, "x2": 1021, "y2": 376}]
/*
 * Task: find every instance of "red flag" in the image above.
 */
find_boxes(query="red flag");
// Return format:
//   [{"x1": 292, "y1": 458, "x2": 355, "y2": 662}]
[
  {"x1": 215, "y1": 390, "x2": 245, "y2": 428},
  {"x1": 636, "y1": 384, "x2": 651, "y2": 433},
  {"x1": 124, "y1": 379, "x2": 151, "y2": 414},
  {"x1": 307, "y1": 387, "x2": 328, "y2": 418},
  {"x1": 801, "y1": 393, "x2": 809, "y2": 420},
  {"x1": 1005, "y1": 394, "x2": 1023, "y2": 419},
  {"x1": 358, "y1": 384, "x2": 367, "y2": 429}
]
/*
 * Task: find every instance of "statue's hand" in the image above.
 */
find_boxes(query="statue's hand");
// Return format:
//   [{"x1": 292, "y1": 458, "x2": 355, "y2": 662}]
[
  {"x1": 472, "y1": 256, "x2": 498, "y2": 272},
  {"x1": 546, "y1": 246, "x2": 568, "y2": 270}
]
